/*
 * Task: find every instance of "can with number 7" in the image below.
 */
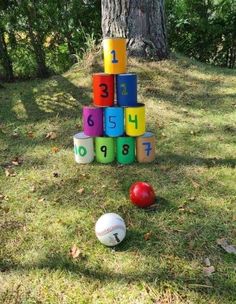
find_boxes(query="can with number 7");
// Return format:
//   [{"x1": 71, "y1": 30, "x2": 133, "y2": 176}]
[
  {"x1": 103, "y1": 37, "x2": 127, "y2": 74},
  {"x1": 125, "y1": 103, "x2": 145, "y2": 137},
  {"x1": 83, "y1": 106, "x2": 103, "y2": 137},
  {"x1": 136, "y1": 132, "x2": 155, "y2": 163}
]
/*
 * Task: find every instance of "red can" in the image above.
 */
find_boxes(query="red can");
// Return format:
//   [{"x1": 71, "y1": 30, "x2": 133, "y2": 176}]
[{"x1": 93, "y1": 73, "x2": 114, "y2": 107}]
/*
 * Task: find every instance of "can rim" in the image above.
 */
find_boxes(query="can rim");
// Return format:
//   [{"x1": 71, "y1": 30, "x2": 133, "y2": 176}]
[
  {"x1": 74, "y1": 132, "x2": 91, "y2": 139},
  {"x1": 92, "y1": 72, "x2": 113, "y2": 76},
  {"x1": 103, "y1": 37, "x2": 127, "y2": 40}
]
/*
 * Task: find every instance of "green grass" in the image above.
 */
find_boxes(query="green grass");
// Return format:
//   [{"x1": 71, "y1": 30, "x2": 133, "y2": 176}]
[{"x1": 0, "y1": 54, "x2": 236, "y2": 304}]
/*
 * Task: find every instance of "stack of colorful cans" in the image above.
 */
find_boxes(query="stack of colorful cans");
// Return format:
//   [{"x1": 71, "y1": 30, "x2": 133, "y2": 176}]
[{"x1": 73, "y1": 38, "x2": 155, "y2": 164}]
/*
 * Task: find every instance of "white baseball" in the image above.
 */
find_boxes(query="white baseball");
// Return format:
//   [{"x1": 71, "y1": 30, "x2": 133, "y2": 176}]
[{"x1": 95, "y1": 213, "x2": 126, "y2": 246}]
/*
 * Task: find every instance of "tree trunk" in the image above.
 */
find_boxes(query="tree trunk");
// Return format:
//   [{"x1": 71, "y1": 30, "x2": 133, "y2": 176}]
[
  {"x1": 101, "y1": 0, "x2": 168, "y2": 59},
  {"x1": 0, "y1": 28, "x2": 14, "y2": 82}
]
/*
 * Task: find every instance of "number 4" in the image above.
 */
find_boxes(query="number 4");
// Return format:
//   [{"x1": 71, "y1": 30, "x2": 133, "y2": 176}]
[{"x1": 128, "y1": 114, "x2": 138, "y2": 129}]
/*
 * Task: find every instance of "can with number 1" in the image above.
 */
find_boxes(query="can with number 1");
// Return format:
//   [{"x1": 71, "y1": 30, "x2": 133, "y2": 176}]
[{"x1": 103, "y1": 38, "x2": 127, "y2": 74}]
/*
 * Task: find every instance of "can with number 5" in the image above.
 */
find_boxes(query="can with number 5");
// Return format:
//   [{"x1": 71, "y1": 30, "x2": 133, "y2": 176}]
[
  {"x1": 103, "y1": 37, "x2": 127, "y2": 74},
  {"x1": 104, "y1": 107, "x2": 124, "y2": 137},
  {"x1": 125, "y1": 103, "x2": 145, "y2": 137},
  {"x1": 83, "y1": 106, "x2": 103, "y2": 137}
]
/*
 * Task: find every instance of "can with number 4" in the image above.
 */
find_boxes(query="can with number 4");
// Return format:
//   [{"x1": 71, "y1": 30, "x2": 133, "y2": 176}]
[
  {"x1": 125, "y1": 103, "x2": 145, "y2": 137},
  {"x1": 103, "y1": 37, "x2": 127, "y2": 74}
]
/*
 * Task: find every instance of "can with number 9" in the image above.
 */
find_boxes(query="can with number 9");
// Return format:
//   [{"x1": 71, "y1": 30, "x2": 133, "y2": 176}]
[
  {"x1": 95, "y1": 137, "x2": 115, "y2": 164},
  {"x1": 104, "y1": 107, "x2": 124, "y2": 137},
  {"x1": 103, "y1": 38, "x2": 127, "y2": 74},
  {"x1": 125, "y1": 103, "x2": 145, "y2": 137},
  {"x1": 83, "y1": 106, "x2": 103, "y2": 137}
]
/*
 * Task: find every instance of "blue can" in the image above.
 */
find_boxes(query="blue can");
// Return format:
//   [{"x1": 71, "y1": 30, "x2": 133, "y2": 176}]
[
  {"x1": 116, "y1": 73, "x2": 137, "y2": 106},
  {"x1": 104, "y1": 107, "x2": 124, "y2": 137}
]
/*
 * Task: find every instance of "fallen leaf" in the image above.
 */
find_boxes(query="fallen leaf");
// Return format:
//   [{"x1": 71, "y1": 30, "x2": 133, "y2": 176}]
[
  {"x1": 27, "y1": 131, "x2": 34, "y2": 138},
  {"x1": 189, "y1": 196, "x2": 196, "y2": 201},
  {"x1": 53, "y1": 172, "x2": 59, "y2": 178},
  {"x1": 144, "y1": 231, "x2": 152, "y2": 241},
  {"x1": 77, "y1": 188, "x2": 85, "y2": 195},
  {"x1": 12, "y1": 132, "x2": 20, "y2": 138},
  {"x1": 45, "y1": 131, "x2": 57, "y2": 140},
  {"x1": 203, "y1": 266, "x2": 215, "y2": 277},
  {"x1": 38, "y1": 198, "x2": 45, "y2": 203},
  {"x1": 204, "y1": 257, "x2": 211, "y2": 267},
  {"x1": 52, "y1": 147, "x2": 59, "y2": 153},
  {"x1": 5, "y1": 168, "x2": 16, "y2": 177},
  {"x1": 30, "y1": 185, "x2": 37, "y2": 193},
  {"x1": 0, "y1": 194, "x2": 5, "y2": 202},
  {"x1": 69, "y1": 244, "x2": 83, "y2": 259},
  {"x1": 11, "y1": 157, "x2": 23, "y2": 166},
  {"x1": 217, "y1": 238, "x2": 236, "y2": 255}
]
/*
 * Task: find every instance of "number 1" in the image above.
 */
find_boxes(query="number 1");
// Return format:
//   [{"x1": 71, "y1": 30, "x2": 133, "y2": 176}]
[{"x1": 111, "y1": 50, "x2": 118, "y2": 63}]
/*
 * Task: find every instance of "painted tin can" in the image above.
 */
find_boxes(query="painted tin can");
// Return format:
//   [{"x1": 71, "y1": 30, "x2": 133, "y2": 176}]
[
  {"x1": 103, "y1": 37, "x2": 127, "y2": 74},
  {"x1": 93, "y1": 73, "x2": 114, "y2": 107},
  {"x1": 116, "y1": 73, "x2": 137, "y2": 106},
  {"x1": 104, "y1": 107, "x2": 124, "y2": 137},
  {"x1": 73, "y1": 132, "x2": 94, "y2": 164},
  {"x1": 95, "y1": 137, "x2": 115, "y2": 164},
  {"x1": 117, "y1": 136, "x2": 135, "y2": 164},
  {"x1": 83, "y1": 106, "x2": 103, "y2": 137},
  {"x1": 125, "y1": 103, "x2": 145, "y2": 136},
  {"x1": 136, "y1": 132, "x2": 155, "y2": 163}
]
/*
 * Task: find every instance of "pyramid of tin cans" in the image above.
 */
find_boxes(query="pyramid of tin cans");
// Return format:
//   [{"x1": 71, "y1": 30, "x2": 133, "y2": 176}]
[{"x1": 73, "y1": 37, "x2": 155, "y2": 164}]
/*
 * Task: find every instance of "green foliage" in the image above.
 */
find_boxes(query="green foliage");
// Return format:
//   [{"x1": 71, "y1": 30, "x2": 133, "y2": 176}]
[
  {"x1": 166, "y1": 0, "x2": 236, "y2": 68},
  {"x1": 0, "y1": 0, "x2": 101, "y2": 80}
]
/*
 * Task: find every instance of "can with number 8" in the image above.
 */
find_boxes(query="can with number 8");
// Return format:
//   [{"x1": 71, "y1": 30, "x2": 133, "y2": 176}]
[
  {"x1": 104, "y1": 107, "x2": 124, "y2": 137},
  {"x1": 125, "y1": 103, "x2": 145, "y2": 137},
  {"x1": 117, "y1": 137, "x2": 135, "y2": 164},
  {"x1": 83, "y1": 106, "x2": 103, "y2": 137},
  {"x1": 103, "y1": 38, "x2": 127, "y2": 74},
  {"x1": 93, "y1": 73, "x2": 114, "y2": 107},
  {"x1": 95, "y1": 137, "x2": 115, "y2": 164}
]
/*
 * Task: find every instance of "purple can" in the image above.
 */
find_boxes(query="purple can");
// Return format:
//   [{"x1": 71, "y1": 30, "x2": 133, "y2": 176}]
[{"x1": 83, "y1": 106, "x2": 103, "y2": 137}]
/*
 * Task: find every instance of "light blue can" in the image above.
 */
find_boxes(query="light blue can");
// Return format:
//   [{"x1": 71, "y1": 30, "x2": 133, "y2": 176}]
[
  {"x1": 104, "y1": 107, "x2": 124, "y2": 137},
  {"x1": 116, "y1": 73, "x2": 137, "y2": 106}
]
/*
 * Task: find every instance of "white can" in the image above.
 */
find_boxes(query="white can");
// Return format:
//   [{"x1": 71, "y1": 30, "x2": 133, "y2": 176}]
[{"x1": 73, "y1": 132, "x2": 94, "y2": 164}]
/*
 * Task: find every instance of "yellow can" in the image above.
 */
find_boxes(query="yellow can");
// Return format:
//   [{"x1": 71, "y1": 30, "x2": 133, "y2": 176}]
[
  {"x1": 103, "y1": 37, "x2": 127, "y2": 74},
  {"x1": 125, "y1": 103, "x2": 145, "y2": 136}
]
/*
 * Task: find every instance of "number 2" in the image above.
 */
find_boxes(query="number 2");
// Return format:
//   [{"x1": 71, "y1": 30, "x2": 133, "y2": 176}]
[
  {"x1": 111, "y1": 50, "x2": 118, "y2": 63},
  {"x1": 121, "y1": 83, "x2": 128, "y2": 95}
]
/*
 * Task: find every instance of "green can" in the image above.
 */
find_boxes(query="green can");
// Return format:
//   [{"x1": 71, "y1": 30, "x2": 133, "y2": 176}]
[
  {"x1": 95, "y1": 137, "x2": 115, "y2": 164},
  {"x1": 117, "y1": 137, "x2": 135, "y2": 164}
]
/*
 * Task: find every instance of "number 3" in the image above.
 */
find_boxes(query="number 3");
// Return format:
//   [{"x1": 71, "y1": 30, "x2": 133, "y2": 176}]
[{"x1": 99, "y1": 83, "x2": 108, "y2": 98}]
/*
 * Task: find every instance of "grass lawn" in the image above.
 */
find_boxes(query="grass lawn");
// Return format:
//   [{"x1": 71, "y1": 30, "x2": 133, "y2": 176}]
[{"x1": 0, "y1": 54, "x2": 236, "y2": 304}]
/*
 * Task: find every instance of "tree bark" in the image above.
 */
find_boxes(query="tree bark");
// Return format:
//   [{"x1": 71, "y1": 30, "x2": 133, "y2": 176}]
[
  {"x1": 0, "y1": 28, "x2": 14, "y2": 82},
  {"x1": 101, "y1": 0, "x2": 168, "y2": 59}
]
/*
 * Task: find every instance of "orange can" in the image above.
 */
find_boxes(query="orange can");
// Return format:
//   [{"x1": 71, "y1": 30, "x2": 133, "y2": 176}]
[
  {"x1": 93, "y1": 73, "x2": 114, "y2": 107},
  {"x1": 103, "y1": 38, "x2": 127, "y2": 74}
]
